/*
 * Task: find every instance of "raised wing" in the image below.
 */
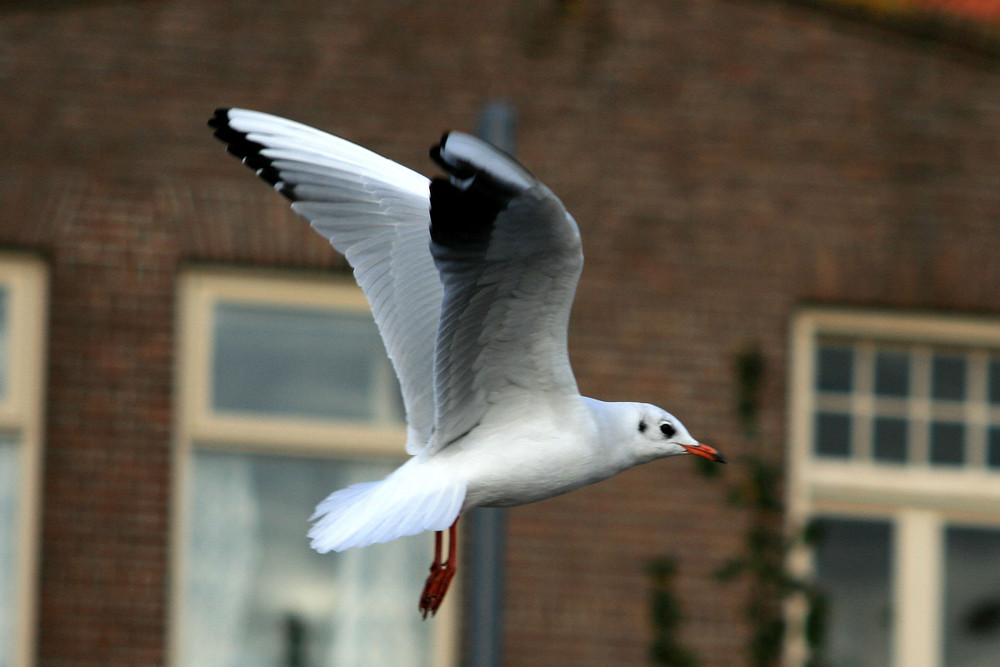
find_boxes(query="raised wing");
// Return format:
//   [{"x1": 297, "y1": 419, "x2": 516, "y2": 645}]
[
  {"x1": 427, "y1": 132, "x2": 584, "y2": 451},
  {"x1": 209, "y1": 109, "x2": 440, "y2": 453}
]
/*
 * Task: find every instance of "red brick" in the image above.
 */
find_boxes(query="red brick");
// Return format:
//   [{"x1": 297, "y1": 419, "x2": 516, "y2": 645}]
[{"x1": 2, "y1": 1, "x2": 999, "y2": 665}]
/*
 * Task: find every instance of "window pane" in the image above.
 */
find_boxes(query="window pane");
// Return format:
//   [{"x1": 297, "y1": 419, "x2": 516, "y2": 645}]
[
  {"x1": 0, "y1": 437, "x2": 20, "y2": 666},
  {"x1": 0, "y1": 288, "x2": 8, "y2": 401},
  {"x1": 812, "y1": 517, "x2": 892, "y2": 667},
  {"x1": 932, "y1": 354, "x2": 967, "y2": 401},
  {"x1": 944, "y1": 526, "x2": 1000, "y2": 666},
  {"x1": 874, "y1": 350, "x2": 910, "y2": 397},
  {"x1": 817, "y1": 345, "x2": 853, "y2": 393},
  {"x1": 180, "y1": 451, "x2": 434, "y2": 667},
  {"x1": 930, "y1": 421, "x2": 965, "y2": 466},
  {"x1": 815, "y1": 412, "x2": 851, "y2": 458},
  {"x1": 989, "y1": 428, "x2": 1000, "y2": 469},
  {"x1": 212, "y1": 302, "x2": 402, "y2": 422},
  {"x1": 989, "y1": 359, "x2": 1000, "y2": 405},
  {"x1": 873, "y1": 416, "x2": 907, "y2": 463}
]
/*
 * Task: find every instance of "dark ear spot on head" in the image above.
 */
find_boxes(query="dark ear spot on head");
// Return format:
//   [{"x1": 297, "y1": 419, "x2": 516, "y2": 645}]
[
  {"x1": 660, "y1": 422, "x2": 677, "y2": 438},
  {"x1": 638, "y1": 420, "x2": 647, "y2": 433}
]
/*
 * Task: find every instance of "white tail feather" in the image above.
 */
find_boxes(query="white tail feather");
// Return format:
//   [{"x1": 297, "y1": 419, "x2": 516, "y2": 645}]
[{"x1": 308, "y1": 458, "x2": 466, "y2": 553}]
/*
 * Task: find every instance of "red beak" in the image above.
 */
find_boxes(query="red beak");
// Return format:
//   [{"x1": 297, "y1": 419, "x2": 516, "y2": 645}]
[{"x1": 682, "y1": 443, "x2": 727, "y2": 464}]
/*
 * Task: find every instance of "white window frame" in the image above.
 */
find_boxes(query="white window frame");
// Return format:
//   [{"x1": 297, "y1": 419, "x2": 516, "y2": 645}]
[
  {"x1": 0, "y1": 254, "x2": 48, "y2": 667},
  {"x1": 786, "y1": 308, "x2": 1000, "y2": 667},
  {"x1": 168, "y1": 267, "x2": 457, "y2": 667}
]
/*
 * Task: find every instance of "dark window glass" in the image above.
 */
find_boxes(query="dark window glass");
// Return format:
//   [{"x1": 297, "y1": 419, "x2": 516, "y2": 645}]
[
  {"x1": 817, "y1": 345, "x2": 853, "y2": 393},
  {"x1": 873, "y1": 417, "x2": 907, "y2": 463},
  {"x1": 988, "y1": 428, "x2": 1000, "y2": 469},
  {"x1": 989, "y1": 359, "x2": 1000, "y2": 405},
  {"x1": 812, "y1": 517, "x2": 893, "y2": 667},
  {"x1": 816, "y1": 412, "x2": 851, "y2": 458},
  {"x1": 212, "y1": 302, "x2": 403, "y2": 422},
  {"x1": 943, "y1": 526, "x2": 1000, "y2": 666},
  {"x1": 932, "y1": 354, "x2": 967, "y2": 401},
  {"x1": 930, "y1": 422, "x2": 965, "y2": 466},
  {"x1": 874, "y1": 350, "x2": 909, "y2": 397}
]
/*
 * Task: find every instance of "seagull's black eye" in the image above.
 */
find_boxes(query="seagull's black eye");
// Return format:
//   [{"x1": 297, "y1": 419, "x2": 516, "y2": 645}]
[
  {"x1": 660, "y1": 422, "x2": 676, "y2": 438},
  {"x1": 638, "y1": 420, "x2": 647, "y2": 433}
]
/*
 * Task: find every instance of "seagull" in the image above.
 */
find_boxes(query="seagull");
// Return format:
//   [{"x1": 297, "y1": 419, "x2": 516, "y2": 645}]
[{"x1": 208, "y1": 108, "x2": 727, "y2": 618}]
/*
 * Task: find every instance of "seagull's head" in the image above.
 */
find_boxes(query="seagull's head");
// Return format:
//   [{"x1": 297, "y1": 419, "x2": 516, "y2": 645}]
[{"x1": 626, "y1": 404, "x2": 727, "y2": 465}]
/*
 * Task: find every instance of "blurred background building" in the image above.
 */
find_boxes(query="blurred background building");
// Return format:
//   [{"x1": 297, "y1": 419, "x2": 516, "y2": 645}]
[{"x1": 2, "y1": 1, "x2": 1000, "y2": 665}]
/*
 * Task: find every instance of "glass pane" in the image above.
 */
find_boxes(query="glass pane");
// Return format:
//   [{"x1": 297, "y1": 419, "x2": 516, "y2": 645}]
[
  {"x1": 944, "y1": 526, "x2": 1000, "y2": 666},
  {"x1": 0, "y1": 288, "x2": 8, "y2": 401},
  {"x1": 212, "y1": 302, "x2": 402, "y2": 422},
  {"x1": 0, "y1": 437, "x2": 21, "y2": 666},
  {"x1": 989, "y1": 428, "x2": 1000, "y2": 469},
  {"x1": 815, "y1": 412, "x2": 851, "y2": 458},
  {"x1": 812, "y1": 517, "x2": 893, "y2": 667},
  {"x1": 817, "y1": 345, "x2": 853, "y2": 393},
  {"x1": 872, "y1": 416, "x2": 907, "y2": 463},
  {"x1": 874, "y1": 350, "x2": 910, "y2": 397},
  {"x1": 180, "y1": 451, "x2": 435, "y2": 667},
  {"x1": 930, "y1": 421, "x2": 965, "y2": 466},
  {"x1": 932, "y1": 354, "x2": 967, "y2": 401},
  {"x1": 989, "y1": 359, "x2": 1000, "y2": 405}
]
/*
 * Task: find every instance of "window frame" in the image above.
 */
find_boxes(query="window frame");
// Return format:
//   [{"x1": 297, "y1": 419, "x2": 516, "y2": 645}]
[
  {"x1": 168, "y1": 267, "x2": 457, "y2": 667},
  {"x1": 0, "y1": 254, "x2": 48, "y2": 667},
  {"x1": 786, "y1": 308, "x2": 1000, "y2": 667}
]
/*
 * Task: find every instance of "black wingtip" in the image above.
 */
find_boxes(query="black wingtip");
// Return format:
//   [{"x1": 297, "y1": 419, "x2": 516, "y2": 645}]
[
  {"x1": 274, "y1": 183, "x2": 297, "y2": 201},
  {"x1": 256, "y1": 165, "x2": 282, "y2": 186},
  {"x1": 240, "y1": 147, "x2": 271, "y2": 170},
  {"x1": 208, "y1": 108, "x2": 232, "y2": 130},
  {"x1": 429, "y1": 177, "x2": 499, "y2": 249},
  {"x1": 428, "y1": 131, "x2": 452, "y2": 172},
  {"x1": 208, "y1": 108, "x2": 290, "y2": 198},
  {"x1": 209, "y1": 109, "x2": 254, "y2": 150},
  {"x1": 429, "y1": 131, "x2": 525, "y2": 196},
  {"x1": 208, "y1": 111, "x2": 268, "y2": 168},
  {"x1": 213, "y1": 124, "x2": 248, "y2": 147}
]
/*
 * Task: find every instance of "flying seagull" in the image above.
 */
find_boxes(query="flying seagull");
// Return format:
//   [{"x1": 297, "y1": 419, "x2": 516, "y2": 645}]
[{"x1": 208, "y1": 108, "x2": 727, "y2": 618}]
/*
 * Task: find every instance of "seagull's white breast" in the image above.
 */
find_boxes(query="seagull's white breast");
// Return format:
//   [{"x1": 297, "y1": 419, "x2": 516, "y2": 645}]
[{"x1": 425, "y1": 394, "x2": 629, "y2": 510}]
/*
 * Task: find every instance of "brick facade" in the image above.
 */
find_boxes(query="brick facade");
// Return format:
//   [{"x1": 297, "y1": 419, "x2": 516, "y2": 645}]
[{"x1": 2, "y1": 1, "x2": 999, "y2": 665}]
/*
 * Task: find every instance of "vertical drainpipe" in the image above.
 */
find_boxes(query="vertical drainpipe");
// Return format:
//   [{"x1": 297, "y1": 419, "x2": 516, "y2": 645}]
[{"x1": 465, "y1": 99, "x2": 516, "y2": 667}]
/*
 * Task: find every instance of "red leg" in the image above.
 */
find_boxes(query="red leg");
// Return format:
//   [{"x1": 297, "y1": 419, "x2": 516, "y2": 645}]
[{"x1": 419, "y1": 517, "x2": 459, "y2": 618}]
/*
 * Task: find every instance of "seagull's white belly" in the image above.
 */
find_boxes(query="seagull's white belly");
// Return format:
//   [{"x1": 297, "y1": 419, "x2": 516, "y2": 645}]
[
  {"x1": 466, "y1": 444, "x2": 617, "y2": 508},
  {"x1": 430, "y1": 402, "x2": 628, "y2": 510}
]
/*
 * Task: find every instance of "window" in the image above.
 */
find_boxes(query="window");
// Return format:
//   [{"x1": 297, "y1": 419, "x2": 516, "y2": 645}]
[
  {"x1": 787, "y1": 309, "x2": 1000, "y2": 667},
  {"x1": 811, "y1": 337, "x2": 999, "y2": 469},
  {"x1": 0, "y1": 255, "x2": 47, "y2": 667},
  {"x1": 170, "y1": 269, "x2": 456, "y2": 667}
]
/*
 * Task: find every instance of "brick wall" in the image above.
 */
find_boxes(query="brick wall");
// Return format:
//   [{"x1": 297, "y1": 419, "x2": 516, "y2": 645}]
[{"x1": 1, "y1": 1, "x2": 999, "y2": 665}]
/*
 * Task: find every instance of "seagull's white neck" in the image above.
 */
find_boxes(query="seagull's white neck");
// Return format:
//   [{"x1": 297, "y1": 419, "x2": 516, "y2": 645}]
[{"x1": 580, "y1": 396, "x2": 646, "y2": 470}]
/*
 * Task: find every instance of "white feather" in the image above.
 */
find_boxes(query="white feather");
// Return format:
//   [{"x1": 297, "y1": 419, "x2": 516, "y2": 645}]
[
  {"x1": 218, "y1": 109, "x2": 440, "y2": 455},
  {"x1": 307, "y1": 458, "x2": 466, "y2": 552}
]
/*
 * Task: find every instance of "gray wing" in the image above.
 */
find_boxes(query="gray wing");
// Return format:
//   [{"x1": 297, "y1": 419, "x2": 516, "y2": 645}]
[
  {"x1": 210, "y1": 109, "x2": 440, "y2": 453},
  {"x1": 427, "y1": 132, "x2": 584, "y2": 451}
]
